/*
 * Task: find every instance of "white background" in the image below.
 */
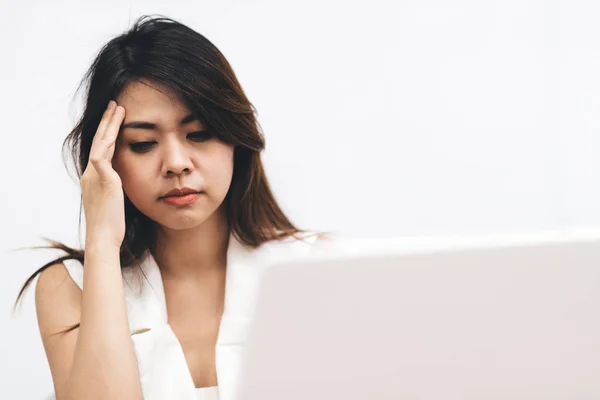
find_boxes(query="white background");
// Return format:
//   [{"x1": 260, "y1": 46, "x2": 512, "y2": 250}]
[{"x1": 1, "y1": 0, "x2": 599, "y2": 398}]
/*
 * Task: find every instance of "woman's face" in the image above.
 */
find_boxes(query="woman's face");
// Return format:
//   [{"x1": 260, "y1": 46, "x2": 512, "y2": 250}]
[{"x1": 112, "y1": 80, "x2": 234, "y2": 230}]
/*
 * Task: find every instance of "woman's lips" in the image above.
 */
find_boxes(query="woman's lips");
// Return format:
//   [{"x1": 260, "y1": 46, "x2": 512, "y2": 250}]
[{"x1": 161, "y1": 193, "x2": 201, "y2": 206}]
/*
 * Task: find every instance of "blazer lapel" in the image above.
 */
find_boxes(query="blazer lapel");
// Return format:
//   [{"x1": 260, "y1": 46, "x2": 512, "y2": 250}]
[
  {"x1": 216, "y1": 232, "x2": 258, "y2": 400},
  {"x1": 125, "y1": 245, "x2": 198, "y2": 400}
]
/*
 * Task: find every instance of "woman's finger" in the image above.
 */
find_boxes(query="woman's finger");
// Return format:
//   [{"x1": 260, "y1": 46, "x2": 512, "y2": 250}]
[
  {"x1": 104, "y1": 105, "x2": 124, "y2": 143},
  {"x1": 93, "y1": 101, "x2": 116, "y2": 145},
  {"x1": 103, "y1": 106, "x2": 124, "y2": 160},
  {"x1": 87, "y1": 102, "x2": 116, "y2": 169},
  {"x1": 89, "y1": 104, "x2": 124, "y2": 163}
]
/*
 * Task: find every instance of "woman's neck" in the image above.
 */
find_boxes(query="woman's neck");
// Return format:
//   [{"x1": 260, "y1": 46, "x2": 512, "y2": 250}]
[{"x1": 151, "y1": 208, "x2": 230, "y2": 279}]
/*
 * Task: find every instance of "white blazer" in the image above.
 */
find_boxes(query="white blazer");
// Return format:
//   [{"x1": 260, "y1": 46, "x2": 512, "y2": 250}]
[{"x1": 59, "y1": 230, "x2": 332, "y2": 400}]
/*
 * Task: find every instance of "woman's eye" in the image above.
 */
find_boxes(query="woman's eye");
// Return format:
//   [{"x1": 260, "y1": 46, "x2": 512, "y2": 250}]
[
  {"x1": 130, "y1": 142, "x2": 155, "y2": 152},
  {"x1": 188, "y1": 130, "x2": 213, "y2": 141},
  {"x1": 129, "y1": 131, "x2": 213, "y2": 153}
]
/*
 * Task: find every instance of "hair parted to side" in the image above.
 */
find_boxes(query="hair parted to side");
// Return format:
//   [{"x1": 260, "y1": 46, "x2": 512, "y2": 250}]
[{"x1": 14, "y1": 14, "x2": 330, "y2": 321}]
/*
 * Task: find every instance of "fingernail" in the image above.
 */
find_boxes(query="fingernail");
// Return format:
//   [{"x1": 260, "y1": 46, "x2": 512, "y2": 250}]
[{"x1": 109, "y1": 100, "x2": 116, "y2": 108}]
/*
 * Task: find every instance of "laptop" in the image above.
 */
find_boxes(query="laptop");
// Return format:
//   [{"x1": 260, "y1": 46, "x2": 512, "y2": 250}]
[{"x1": 237, "y1": 229, "x2": 600, "y2": 399}]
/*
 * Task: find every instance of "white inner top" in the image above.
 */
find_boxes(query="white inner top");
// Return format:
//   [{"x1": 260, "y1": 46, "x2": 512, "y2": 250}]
[{"x1": 195, "y1": 385, "x2": 219, "y2": 400}]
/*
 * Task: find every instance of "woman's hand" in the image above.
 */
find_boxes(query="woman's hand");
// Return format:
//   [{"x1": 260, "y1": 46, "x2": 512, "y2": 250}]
[{"x1": 81, "y1": 100, "x2": 126, "y2": 249}]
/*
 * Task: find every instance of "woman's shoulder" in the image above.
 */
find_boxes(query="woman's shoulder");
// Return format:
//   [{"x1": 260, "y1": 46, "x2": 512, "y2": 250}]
[
  {"x1": 35, "y1": 260, "x2": 83, "y2": 339},
  {"x1": 36, "y1": 260, "x2": 81, "y2": 296}
]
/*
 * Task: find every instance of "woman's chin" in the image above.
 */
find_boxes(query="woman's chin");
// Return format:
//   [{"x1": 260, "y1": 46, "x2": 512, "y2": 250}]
[{"x1": 151, "y1": 209, "x2": 215, "y2": 231}]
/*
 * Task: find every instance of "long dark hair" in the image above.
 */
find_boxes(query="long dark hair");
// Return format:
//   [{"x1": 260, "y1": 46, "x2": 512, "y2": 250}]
[{"x1": 14, "y1": 15, "x2": 328, "y2": 317}]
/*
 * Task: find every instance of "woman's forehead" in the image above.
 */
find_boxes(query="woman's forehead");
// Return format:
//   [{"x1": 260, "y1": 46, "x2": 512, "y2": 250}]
[
  {"x1": 117, "y1": 82, "x2": 197, "y2": 129},
  {"x1": 117, "y1": 80, "x2": 187, "y2": 111}
]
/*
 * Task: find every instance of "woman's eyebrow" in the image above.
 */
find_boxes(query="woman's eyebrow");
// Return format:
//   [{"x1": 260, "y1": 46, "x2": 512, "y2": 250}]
[{"x1": 119, "y1": 113, "x2": 198, "y2": 132}]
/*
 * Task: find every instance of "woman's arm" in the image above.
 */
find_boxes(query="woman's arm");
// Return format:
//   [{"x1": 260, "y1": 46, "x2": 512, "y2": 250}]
[{"x1": 35, "y1": 245, "x2": 143, "y2": 400}]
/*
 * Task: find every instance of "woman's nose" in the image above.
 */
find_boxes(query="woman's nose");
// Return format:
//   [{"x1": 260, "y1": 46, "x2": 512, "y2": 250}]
[{"x1": 161, "y1": 140, "x2": 194, "y2": 176}]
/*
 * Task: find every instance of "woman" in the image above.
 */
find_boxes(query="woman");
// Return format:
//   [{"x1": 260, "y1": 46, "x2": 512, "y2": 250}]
[{"x1": 14, "y1": 15, "x2": 333, "y2": 400}]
